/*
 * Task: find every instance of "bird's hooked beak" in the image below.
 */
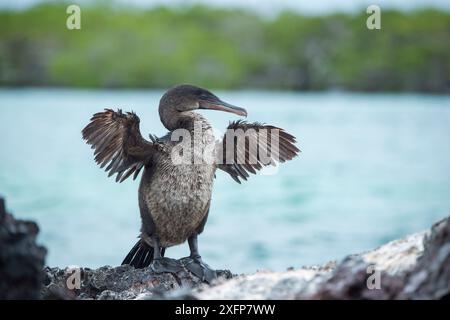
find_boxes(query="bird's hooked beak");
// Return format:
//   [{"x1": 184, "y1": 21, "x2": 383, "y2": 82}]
[{"x1": 199, "y1": 96, "x2": 247, "y2": 117}]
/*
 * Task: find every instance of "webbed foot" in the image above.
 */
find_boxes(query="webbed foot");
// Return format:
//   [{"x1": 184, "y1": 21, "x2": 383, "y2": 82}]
[{"x1": 181, "y1": 255, "x2": 217, "y2": 284}]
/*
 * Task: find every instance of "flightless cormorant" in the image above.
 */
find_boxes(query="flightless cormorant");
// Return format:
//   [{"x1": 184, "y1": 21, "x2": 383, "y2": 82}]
[{"x1": 82, "y1": 84, "x2": 299, "y2": 282}]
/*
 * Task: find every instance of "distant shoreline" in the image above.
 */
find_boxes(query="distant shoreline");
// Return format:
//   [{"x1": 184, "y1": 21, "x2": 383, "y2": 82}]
[{"x1": 1, "y1": 4, "x2": 449, "y2": 93}]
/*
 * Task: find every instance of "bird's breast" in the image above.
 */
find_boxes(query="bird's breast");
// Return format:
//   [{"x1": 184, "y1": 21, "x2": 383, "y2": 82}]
[{"x1": 139, "y1": 129, "x2": 216, "y2": 247}]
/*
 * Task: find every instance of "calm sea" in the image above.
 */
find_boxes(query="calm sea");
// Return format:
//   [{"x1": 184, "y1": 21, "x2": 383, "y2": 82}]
[{"x1": 1, "y1": 89, "x2": 449, "y2": 273}]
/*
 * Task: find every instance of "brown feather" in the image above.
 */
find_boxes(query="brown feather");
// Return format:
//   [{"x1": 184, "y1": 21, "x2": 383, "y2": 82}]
[
  {"x1": 82, "y1": 109, "x2": 158, "y2": 183},
  {"x1": 216, "y1": 120, "x2": 299, "y2": 183}
]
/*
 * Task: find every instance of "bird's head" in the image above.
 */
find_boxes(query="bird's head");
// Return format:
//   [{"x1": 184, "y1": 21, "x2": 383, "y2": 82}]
[{"x1": 159, "y1": 84, "x2": 247, "y2": 130}]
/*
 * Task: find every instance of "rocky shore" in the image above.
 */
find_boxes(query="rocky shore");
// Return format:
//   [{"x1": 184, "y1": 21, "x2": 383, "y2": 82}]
[{"x1": 1, "y1": 196, "x2": 449, "y2": 300}]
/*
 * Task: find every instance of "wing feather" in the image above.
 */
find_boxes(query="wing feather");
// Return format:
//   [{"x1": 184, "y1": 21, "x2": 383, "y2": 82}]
[
  {"x1": 82, "y1": 109, "x2": 158, "y2": 183},
  {"x1": 216, "y1": 120, "x2": 300, "y2": 183}
]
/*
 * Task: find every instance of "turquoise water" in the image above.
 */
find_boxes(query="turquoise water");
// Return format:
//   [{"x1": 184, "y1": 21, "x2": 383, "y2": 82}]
[{"x1": 1, "y1": 89, "x2": 449, "y2": 273}]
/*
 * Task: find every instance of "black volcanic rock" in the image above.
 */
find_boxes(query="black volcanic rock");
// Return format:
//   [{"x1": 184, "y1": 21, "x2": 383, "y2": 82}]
[
  {"x1": 0, "y1": 197, "x2": 47, "y2": 299},
  {"x1": 41, "y1": 216, "x2": 450, "y2": 300},
  {"x1": 1, "y1": 195, "x2": 449, "y2": 300},
  {"x1": 41, "y1": 265, "x2": 233, "y2": 300},
  {"x1": 400, "y1": 217, "x2": 450, "y2": 299}
]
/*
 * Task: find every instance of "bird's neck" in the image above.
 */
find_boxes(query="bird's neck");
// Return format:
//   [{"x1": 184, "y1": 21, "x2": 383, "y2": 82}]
[
  {"x1": 179, "y1": 112, "x2": 211, "y2": 132},
  {"x1": 162, "y1": 110, "x2": 211, "y2": 133}
]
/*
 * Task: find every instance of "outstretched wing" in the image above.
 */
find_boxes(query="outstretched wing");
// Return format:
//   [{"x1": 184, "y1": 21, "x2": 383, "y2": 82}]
[
  {"x1": 82, "y1": 108, "x2": 158, "y2": 183},
  {"x1": 216, "y1": 120, "x2": 300, "y2": 183}
]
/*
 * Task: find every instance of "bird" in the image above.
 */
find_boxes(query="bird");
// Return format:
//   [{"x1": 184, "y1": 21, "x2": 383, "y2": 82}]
[{"x1": 82, "y1": 84, "x2": 299, "y2": 283}]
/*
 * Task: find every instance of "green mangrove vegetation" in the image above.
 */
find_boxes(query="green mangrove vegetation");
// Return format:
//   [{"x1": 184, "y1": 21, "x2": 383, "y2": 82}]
[{"x1": 0, "y1": 2, "x2": 449, "y2": 92}]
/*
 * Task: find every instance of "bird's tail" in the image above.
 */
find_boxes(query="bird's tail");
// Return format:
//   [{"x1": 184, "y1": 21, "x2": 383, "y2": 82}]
[{"x1": 121, "y1": 239, "x2": 154, "y2": 268}]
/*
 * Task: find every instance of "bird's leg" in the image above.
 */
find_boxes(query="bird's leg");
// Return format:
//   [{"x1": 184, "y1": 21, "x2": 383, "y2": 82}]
[
  {"x1": 149, "y1": 236, "x2": 182, "y2": 273},
  {"x1": 183, "y1": 234, "x2": 217, "y2": 283},
  {"x1": 188, "y1": 233, "x2": 201, "y2": 260}
]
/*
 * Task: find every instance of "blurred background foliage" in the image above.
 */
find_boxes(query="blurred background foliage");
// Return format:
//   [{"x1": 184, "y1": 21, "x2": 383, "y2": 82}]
[{"x1": 0, "y1": 2, "x2": 449, "y2": 92}]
